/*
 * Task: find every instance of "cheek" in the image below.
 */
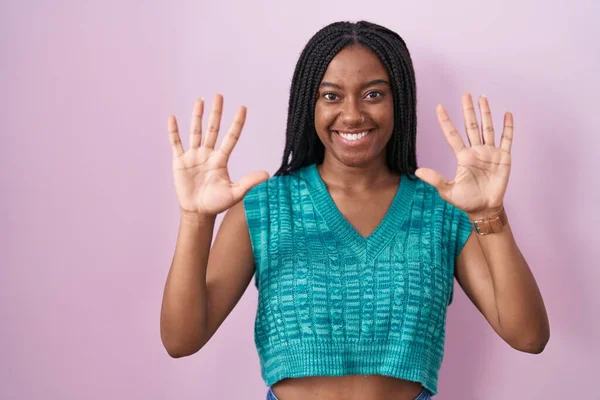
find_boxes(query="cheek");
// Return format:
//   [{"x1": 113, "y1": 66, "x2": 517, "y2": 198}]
[
  {"x1": 315, "y1": 105, "x2": 337, "y2": 130},
  {"x1": 376, "y1": 103, "x2": 395, "y2": 130}
]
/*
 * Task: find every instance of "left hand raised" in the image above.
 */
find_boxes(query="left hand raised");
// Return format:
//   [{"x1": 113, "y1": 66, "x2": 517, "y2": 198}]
[{"x1": 415, "y1": 93, "x2": 513, "y2": 218}]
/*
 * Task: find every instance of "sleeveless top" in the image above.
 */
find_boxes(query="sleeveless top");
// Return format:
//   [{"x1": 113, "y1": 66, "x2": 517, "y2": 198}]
[{"x1": 243, "y1": 164, "x2": 473, "y2": 395}]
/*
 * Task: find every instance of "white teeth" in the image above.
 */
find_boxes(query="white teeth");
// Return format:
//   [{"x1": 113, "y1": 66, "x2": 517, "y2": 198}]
[{"x1": 338, "y1": 131, "x2": 369, "y2": 141}]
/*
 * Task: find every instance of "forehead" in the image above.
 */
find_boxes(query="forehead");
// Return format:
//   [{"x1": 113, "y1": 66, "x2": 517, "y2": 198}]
[{"x1": 321, "y1": 45, "x2": 389, "y2": 84}]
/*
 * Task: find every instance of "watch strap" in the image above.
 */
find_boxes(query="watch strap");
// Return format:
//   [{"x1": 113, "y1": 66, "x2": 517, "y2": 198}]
[{"x1": 471, "y1": 208, "x2": 508, "y2": 235}]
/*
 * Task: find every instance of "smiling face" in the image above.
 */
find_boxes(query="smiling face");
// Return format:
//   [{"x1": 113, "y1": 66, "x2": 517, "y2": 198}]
[{"x1": 314, "y1": 45, "x2": 394, "y2": 168}]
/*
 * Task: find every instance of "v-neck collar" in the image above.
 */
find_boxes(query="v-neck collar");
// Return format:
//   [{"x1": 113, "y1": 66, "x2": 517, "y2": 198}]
[{"x1": 301, "y1": 163, "x2": 416, "y2": 261}]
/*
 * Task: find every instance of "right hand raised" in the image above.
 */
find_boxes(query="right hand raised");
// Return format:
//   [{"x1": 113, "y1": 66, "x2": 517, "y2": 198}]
[{"x1": 168, "y1": 94, "x2": 270, "y2": 217}]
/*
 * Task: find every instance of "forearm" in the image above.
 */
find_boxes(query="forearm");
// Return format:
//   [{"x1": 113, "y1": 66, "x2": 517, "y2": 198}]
[
  {"x1": 468, "y1": 208, "x2": 550, "y2": 352},
  {"x1": 160, "y1": 211, "x2": 216, "y2": 357}
]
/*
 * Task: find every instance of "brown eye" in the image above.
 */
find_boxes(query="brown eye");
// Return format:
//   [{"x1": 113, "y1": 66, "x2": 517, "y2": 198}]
[
  {"x1": 323, "y1": 92, "x2": 339, "y2": 101},
  {"x1": 365, "y1": 91, "x2": 383, "y2": 99}
]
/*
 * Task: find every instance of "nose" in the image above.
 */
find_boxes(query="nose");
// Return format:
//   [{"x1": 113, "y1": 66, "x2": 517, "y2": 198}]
[{"x1": 339, "y1": 98, "x2": 363, "y2": 127}]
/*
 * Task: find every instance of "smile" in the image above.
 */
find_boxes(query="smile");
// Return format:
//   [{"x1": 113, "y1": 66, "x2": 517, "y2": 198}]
[{"x1": 332, "y1": 129, "x2": 374, "y2": 144}]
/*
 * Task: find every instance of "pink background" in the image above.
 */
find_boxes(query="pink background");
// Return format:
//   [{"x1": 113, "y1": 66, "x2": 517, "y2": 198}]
[{"x1": 2, "y1": 1, "x2": 598, "y2": 399}]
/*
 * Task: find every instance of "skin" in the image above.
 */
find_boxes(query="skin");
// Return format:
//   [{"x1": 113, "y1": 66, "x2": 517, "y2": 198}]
[{"x1": 160, "y1": 44, "x2": 549, "y2": 400}]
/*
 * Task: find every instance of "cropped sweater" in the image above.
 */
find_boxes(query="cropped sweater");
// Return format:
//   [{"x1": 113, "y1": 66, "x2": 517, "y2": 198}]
[{"x1": 243, "y1": 163, "x2": 473, "y2": 395}]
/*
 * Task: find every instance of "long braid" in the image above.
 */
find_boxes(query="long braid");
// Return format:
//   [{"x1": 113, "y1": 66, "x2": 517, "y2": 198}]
[{"x1": 276, "y1": 21, "x2": 418, "y2": 179}]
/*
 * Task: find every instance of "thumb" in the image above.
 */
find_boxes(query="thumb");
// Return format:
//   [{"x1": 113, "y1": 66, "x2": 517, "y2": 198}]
[
  {"x1": 231, "y1": 170, "x2": 270, "y2": 201},
  {"x1": 415, "y1": 167, "x2": 451, "y2": 198}
]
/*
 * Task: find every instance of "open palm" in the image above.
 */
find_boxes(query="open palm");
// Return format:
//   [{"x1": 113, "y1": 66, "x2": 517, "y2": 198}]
[
  {"x1": 415, "y1": 93, "x2": 513, "y2": 215},
  {"x1": 168, "y1": 94, "x2": 269, "y2": 216}
]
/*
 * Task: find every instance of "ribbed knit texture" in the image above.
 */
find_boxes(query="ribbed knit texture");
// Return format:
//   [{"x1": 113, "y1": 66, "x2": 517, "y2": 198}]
[{"x1": 243, "y1": 164, "x2": 473, "y2": 395}]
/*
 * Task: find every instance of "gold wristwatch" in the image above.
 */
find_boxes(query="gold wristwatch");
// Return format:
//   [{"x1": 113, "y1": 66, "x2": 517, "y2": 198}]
[{"x1": 471, "y1": 208, "x2": 508, "y2": 235}]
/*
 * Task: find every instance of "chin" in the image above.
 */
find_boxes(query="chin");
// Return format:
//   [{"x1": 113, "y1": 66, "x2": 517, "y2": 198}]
[{"x1": 330, "y1": 151, "x2": 377, "y2": 168}]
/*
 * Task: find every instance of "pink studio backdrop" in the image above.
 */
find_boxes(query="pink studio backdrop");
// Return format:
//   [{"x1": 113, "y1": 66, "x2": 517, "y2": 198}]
[{"x1": 2, "y1": 1, "x2": 598, "y2": 399}]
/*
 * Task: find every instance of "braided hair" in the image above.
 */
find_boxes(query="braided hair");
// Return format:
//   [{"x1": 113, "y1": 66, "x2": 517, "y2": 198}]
[{"x1": 275, "y1": 20, "x2": 418, "y2": 178}]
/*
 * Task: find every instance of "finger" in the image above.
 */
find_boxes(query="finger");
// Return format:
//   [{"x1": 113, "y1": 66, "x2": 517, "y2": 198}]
[
  {"x1": 479, "y1": 95, "x2": 495, "y2": 146},
  {"x1": 168, "y1": 115, "x2": 184, "y2": 157},
  {"x1": 415, "y1": 167, "x2": 451, "y2": 199},
  {"x1": 230, "y1": 170, "x2": 270, "y2": 202},
  {"x1": 189, "y1": 98, "x2": 204, "y2": 148},
  {"x1": 203, "y1": 94, "x2": 224, "y2": 149},
  {"x1": 500, "y1": 112, "x2": 514, "y2": 153},
  {"x1": 436, "y1": 104, "x2": 466, "y2": 156},
  {"x1": 462, "y1": 92, "x2": 482, "y2": 146},
  {"x1": 219, "y1": 106, "x2": 247, "y2": 158}
]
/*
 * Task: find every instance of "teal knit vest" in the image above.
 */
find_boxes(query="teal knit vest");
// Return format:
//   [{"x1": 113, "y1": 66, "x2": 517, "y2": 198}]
[{"x1": 243, "y1": 164, "x2": 472, "y2": 395}]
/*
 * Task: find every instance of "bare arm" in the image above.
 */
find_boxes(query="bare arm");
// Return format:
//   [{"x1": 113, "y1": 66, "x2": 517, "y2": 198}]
[
  {"x1": 201, "y1": 201, "x2": 255, "y2": 347},
  {"x1": 455, "y1": 211, "x2": 550, "y2": 354},
  {"x1": 159, "y1": 211, "x2": 214, "y2": 358},
  {"x1": 160, "y1": 202, "x2": 254, "y2": 358}
]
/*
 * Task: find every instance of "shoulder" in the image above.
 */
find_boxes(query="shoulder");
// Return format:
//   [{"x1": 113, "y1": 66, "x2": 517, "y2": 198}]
[
  {"x1": 411, "y1": 176, "x2": 473, "y2": 259},
  {"x1": 245, "y1": 168, "x2": 309, "y2": 199},
  {"x1": 410, "y1": 175, "x2": 447, "y2": 210},
  {"x1": 411, "y1": 175, "x2": 468, "y2": 223},
  {"x1": 412, "y1": 175, "x2": 436, "y2": 196}
]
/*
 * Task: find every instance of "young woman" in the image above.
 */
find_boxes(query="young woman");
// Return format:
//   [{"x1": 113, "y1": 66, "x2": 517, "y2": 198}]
[{"x1": 160, "y1": 21, "x2": 550, "y2": 400}]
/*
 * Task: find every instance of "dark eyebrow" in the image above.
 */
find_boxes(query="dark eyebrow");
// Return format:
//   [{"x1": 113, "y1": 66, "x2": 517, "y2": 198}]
[{"x1": 319, "y1": 79, "x2": 390, "y2": 90}]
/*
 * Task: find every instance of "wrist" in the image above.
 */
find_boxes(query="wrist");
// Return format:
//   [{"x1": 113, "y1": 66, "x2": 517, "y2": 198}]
[
  {"x1": 467, "y1": 205, "x2": 505, "y2": 221},
  {"x1": 468, "y1": 206, "x2": 508, "y2": 236},
  {"x1": 179, "y1": 209, "x2": 217, "y2": 225}
]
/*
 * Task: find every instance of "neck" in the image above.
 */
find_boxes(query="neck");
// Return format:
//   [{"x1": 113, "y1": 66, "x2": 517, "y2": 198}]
[{"x1": 318, "y1": 152, "x2": 398, "y2": 192}]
